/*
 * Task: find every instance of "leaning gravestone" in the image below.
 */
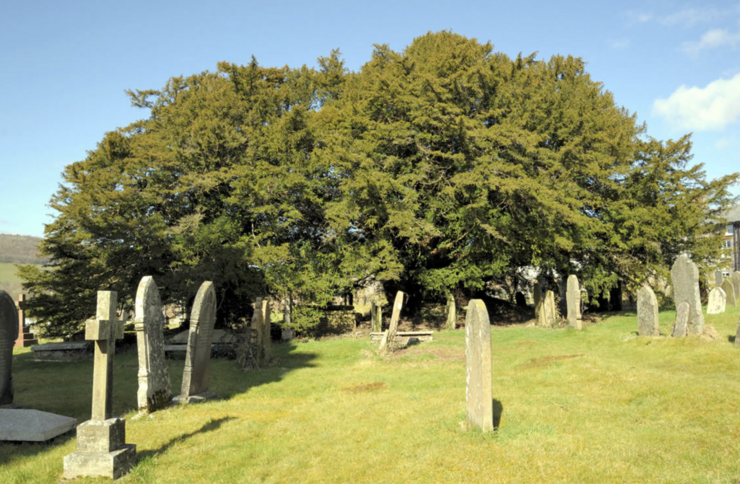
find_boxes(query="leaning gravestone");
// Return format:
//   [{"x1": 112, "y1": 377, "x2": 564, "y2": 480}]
[
  {"x1": 672, "y1": 301, "x2": 690, "y2": 337},
  {"x1": 379, "y1": 291, "x2": 405, "y2": 353},
  {"x1": 178, "y1": 282, "x2": 217, "y2": 404},
  {"x1": 707, "y1": 288, "x2": 727, "y2": 315},
  {"x1": 465, "y1": 299, "x2": 493, "y2": 432},
  {"x1": 63, "y1": 291, "x2": 136, "y2": 479},
  {"x1": 722, "y1": 280, "x2": 737, "y2": 307},
  {"x1": 637, "y1": 285, "x2": 659, "y2": 336},
  {"x1": 134, "y1": 276, "x2": 172, "y2": 414},
  {"x1": 0, "y1": 291, "x2": 18, "y2": 406},
  {"x1": 671, "y1": 255, "x2": 704, "y2": 334},
  {"x1": 733, "y1": 272, "x2": 740, "y2": 302},
  {"x1": 566, "y1": 275, "x2": 582, "y2": 330}
]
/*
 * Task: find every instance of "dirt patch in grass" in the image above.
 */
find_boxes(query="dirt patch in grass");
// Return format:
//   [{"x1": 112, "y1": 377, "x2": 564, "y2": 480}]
[
  {"x1": 342, "y1": 382, "x2": 388, "y2": 393},
  {"x1": 519, "y1": 354, "x2": 586, "y2": 370},
  {"x1": 516, "y1": 340, "x2": 539, "y2": 345},
  {"x1": 389, "y1": 346, "x2": 464, "y2": 362}
]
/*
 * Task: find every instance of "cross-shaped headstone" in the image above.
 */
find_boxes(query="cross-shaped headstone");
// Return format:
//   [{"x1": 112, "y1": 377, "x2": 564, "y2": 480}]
[{"x1": 85, "y1": 291, "x2": 124, "y2": 421}]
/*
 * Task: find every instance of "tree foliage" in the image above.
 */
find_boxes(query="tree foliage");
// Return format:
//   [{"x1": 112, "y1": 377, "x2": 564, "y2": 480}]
[{"x1": 20, "y1": 31, "x2": 737, "y2": 338}]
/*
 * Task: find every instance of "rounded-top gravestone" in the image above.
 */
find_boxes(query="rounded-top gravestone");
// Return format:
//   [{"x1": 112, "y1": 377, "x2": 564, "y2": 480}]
[
  {"x1": 637, "y1": 285, "x2": 659, "y2": 336},
  {"x1": 723, "y1": 280, "x2": 737, "y2": 307},
  {"x1": 707, "y1": 287, "x2": 726, "y2": 315},
  {"x1": 670, "y1": 255, "x2": 704, "y2": 334}
]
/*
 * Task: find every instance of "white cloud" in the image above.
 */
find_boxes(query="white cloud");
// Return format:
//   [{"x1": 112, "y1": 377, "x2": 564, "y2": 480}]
[
  {"x1": 716, "y1": 138, "x2": 733, "y2": 149},
  {"x1": 611, "y1": 39, "x2": 630, "y2": 49},
  {"x1": 682, "y1": 28, "x2": 740, "y2": 53},
  {"x1": 653, "y1": 73, "x2": 740, "y2": 131},
  {"x1": 659, "y1": 7, "x2": 727, "y2": 27}
]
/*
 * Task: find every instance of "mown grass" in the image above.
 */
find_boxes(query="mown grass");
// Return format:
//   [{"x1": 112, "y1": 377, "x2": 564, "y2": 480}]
[
  {"x1": 3, "y1": 306, "x2": 740, "y2": 483},
  {"x1": 0, "y1": 263, "x2": 22, "y2": 284}
]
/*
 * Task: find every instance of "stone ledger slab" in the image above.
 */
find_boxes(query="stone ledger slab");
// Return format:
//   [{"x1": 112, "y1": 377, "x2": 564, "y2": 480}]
[
  {"x1": 0, "y1": 409, "x2": 77, "y2": 441},
  {"x1": 637, "y1": 285, "x2": 659, "y2": 336},
  {"x1": 671, "y1": 255, "x2": 705, "y2": 334},
  {"x1": 707, "y1": 288, "x2": 726, "y2": 315}
]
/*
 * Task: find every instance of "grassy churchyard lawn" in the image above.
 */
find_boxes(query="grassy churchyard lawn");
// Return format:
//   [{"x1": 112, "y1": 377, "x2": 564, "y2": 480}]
[{"x1": 3, "y1": 306, "x2": 740, "y2": 483}]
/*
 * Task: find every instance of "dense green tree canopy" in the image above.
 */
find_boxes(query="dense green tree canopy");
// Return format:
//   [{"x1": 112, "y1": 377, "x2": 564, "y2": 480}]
[{"x1": 20, "y1": 31, "x2": 737, "y2": 338}]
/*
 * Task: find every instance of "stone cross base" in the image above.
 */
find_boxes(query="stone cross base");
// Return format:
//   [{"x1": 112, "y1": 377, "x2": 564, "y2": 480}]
[
  {"x1": 63, "y1": 418, "x2": 136, "y2": 479},
  {"x1": 174, "y1": 390, "x2": 217, "y2": 405},
  {"x1": 14, "y1": 332, "x2": 38, "y2": 348}
]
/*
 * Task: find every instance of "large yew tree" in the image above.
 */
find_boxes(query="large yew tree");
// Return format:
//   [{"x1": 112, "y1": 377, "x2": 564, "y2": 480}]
[{"x1": 20, "y1": 31, "x2": 737, "y2": 338}]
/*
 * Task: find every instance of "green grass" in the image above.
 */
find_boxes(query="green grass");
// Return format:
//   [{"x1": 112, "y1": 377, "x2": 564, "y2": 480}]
[
  {"x1": 4, "y1": 307, "x2": 740, "y2": 483},
  {"x1": 0, "y1": 263, "x2": 22, "y2": 284}
]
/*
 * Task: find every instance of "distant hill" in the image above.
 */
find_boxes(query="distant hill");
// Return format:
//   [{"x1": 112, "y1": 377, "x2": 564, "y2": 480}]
[{"x1": 0, "y1": 234, "x2": 48, "y2": 264}]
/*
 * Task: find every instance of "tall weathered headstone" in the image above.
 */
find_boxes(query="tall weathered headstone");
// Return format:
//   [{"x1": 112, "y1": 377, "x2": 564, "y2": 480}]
[
  {"x1": 722, "y1": 280, "x2": 737, "y2": 307},
  {"x1": 566, "y1": 275, "x2": 582, "y2": 330},
  {"x1": 670, "y1": 255, "x2": 704, "y2": 335},
  {"x1": 637, "y1": 285, "x2": 659, "y2": 336},
  {"x1": 281, "y1": 295, "x2": 293, "y2": 341},
  {"x1": 707, "y1": 287, "x2": 726, "y2": 315},
  {"x1": 733, "y1": 272, "x2": 740, "y2": 302},
  {"x1": 715, "y1": 270, "x2": 724, "y2": 286},
  {"x1": 379, "y1": 291, "x2": 405, "y2": 352},
  {"x1": 672, "y1": 301, "x2": 690, "y2": 337},
  {"x1": 134, "y1": 276, "x2": 172, "y2": 414},
  {"x1": 178, "y1": 282, "x2": 217, "y2": 404},
  {"x1": 0, "y1": 291, "x2": 18, "y2": 406},
  {"x1": 543, "y1": 290, "x2": 558, "y2": 328},
  {"x1": 465, "y1": 299, "x2": 493, "y2": 432},
  {"x1": 370, "y1": 300, "x2": 383, "y2": 332},
  {"x1": 532, "y1": 281, "x2": 543, "y2": 324},
  {"x1": 14, "y1": 294, "x2": 37, "y2": 348},
  {"x1": 63, "y1": 291, "x2": 136, "y2": 479},
  {"x1": 261, "y1": 298, "x2": 272, "y2": 363},
  {"x1": 445, "y1": 293, "x2": 456, "y2": 330}
]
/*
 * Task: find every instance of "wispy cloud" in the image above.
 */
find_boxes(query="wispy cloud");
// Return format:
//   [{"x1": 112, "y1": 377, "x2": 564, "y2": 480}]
[
  {"x1": 716, "y1": 137, "x2": 734, "y2": 149},
  {"x1": 611, "y1": 39, "x2": 630, "y2": 49},
  {"x1": 682, "y1": 28, "x2": 740, "y2": 53},
  {"x1": 658, "y1": 6, "x2": 729, "y2": 27},
  {"x1": 653, "y1": 73, "x2": 740, "y2": 131}
]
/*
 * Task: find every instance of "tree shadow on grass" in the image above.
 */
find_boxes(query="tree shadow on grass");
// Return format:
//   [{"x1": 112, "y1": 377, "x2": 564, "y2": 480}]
[{"x1": 136, "y1": 416, "x2": 236, "y2": 462}]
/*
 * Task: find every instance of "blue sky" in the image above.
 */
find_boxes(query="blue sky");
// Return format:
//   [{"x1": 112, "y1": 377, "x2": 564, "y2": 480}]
[{"x1": 1, "y1": 0, "x2": 739, "y2": 237}]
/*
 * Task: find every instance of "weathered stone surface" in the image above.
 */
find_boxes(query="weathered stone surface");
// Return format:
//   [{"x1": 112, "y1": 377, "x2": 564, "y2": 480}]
[
  {"x1": 707, "y1": 288, "x2": 727, "y2": 315},
  {"x1": 64, "y1": 291, "x2": 136, "y2": 480},
  {"x1": 261, "y1": 299, "x2": 272, "y2": 363},
  {"x1": 179, "y1": 282, "x2": 217, "y2": 403},
  {"x1": 533, "y1": 281, "x2": 543, "y2": 324},
  {"x1": 722, "y1": 280, "x2": 737, "y2": 307},
  {"x1": 543, "y1": 290, "x2": 558, "y2": 328},
  {"x1": 637, "y1": 285, "x2": 660, "y2": 336},
  {"x1": 384, "y1": 291, "x2": 405, "y2": 352},
  {"x1": 445, "y1": 293, "x2": 456, "y2": 330},
  {"x1": 566, "y1": 275, "x2": 582, "y2": 330},
  {"x1": 733, "y1": 272, "x2": 740, "y2": 302},
  {"x1": 465, "y1": 299, "x2": 493, "y2": 432},
  {"x1": 715, "y1": 270, "x2": 723, "y2": 286},
  {"x1": 0, "y1": 291, "x2": 18, "y2": 406},
  {"x1": 0, "y1": 409, "x2": 76, "y2": 441},
  {"x1": 672, "y1": 301, "x2": 690, "y2": 337},
  {"x1": 134, "y1": 276, "x2": 172, "y2": 414},
  {"x1": 370, "y1": 300, "x2": 382, "y2": 333},
  {"x1": 671, "y1": 255, "x2": 705, "y2": 334},
  {"x1": 734, "y1": 311, "x2": 740, "y2": 347}
]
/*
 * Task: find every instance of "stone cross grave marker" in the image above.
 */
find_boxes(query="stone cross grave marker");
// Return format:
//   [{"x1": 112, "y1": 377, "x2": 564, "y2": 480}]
[
  {"x1": 671, "y1": 255, "x2": 704, "y2": 334},
  {"x1": 672, "y1": 301, "x2": 690, "y2": 337},
  {"x1": 566, "y1": 275, "x2": 582, "y2": 330},
  {"x1": 733, "y1": 272, "x2": 740, "y2": 302},
  {"x1": 0, "y1": 291, "x2": 19, "y2": 406},
  {"x1": 14, "y1": 294, "x2": 37, "y2": 348},
  {"x1": 63, "y1": 290, "x2": 136, "y2": 480},
  {"x1": 722, "y1": 280, "x2": 737, "y2": 307},
  {"x1": 179, "y1": 281, "x2": 217, "y2": 404},
  {"x1": 380, "y1": 291, "x2": 405, "y2": 352},
  {"x1": 465, "y1": 299, "x2": 493, "y2": 432},
  {"x1": 707, "y1": 287, "x2": 726, "y2": 315},
  {"x1": 637, "y1": 285, "x2": 659, "y2": 336},
  {"x1": 134, "y1": 276, "x2": 172, "y2": 414}
]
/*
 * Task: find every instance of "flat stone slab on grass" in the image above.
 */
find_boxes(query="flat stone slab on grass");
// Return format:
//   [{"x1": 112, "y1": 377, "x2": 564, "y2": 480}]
[
  {"x1": 0, "y1": 409, "x2": 77, "y2": 441},
  {"x1": 31, "y1": 342, "x2": 92, "y2": 360}
]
